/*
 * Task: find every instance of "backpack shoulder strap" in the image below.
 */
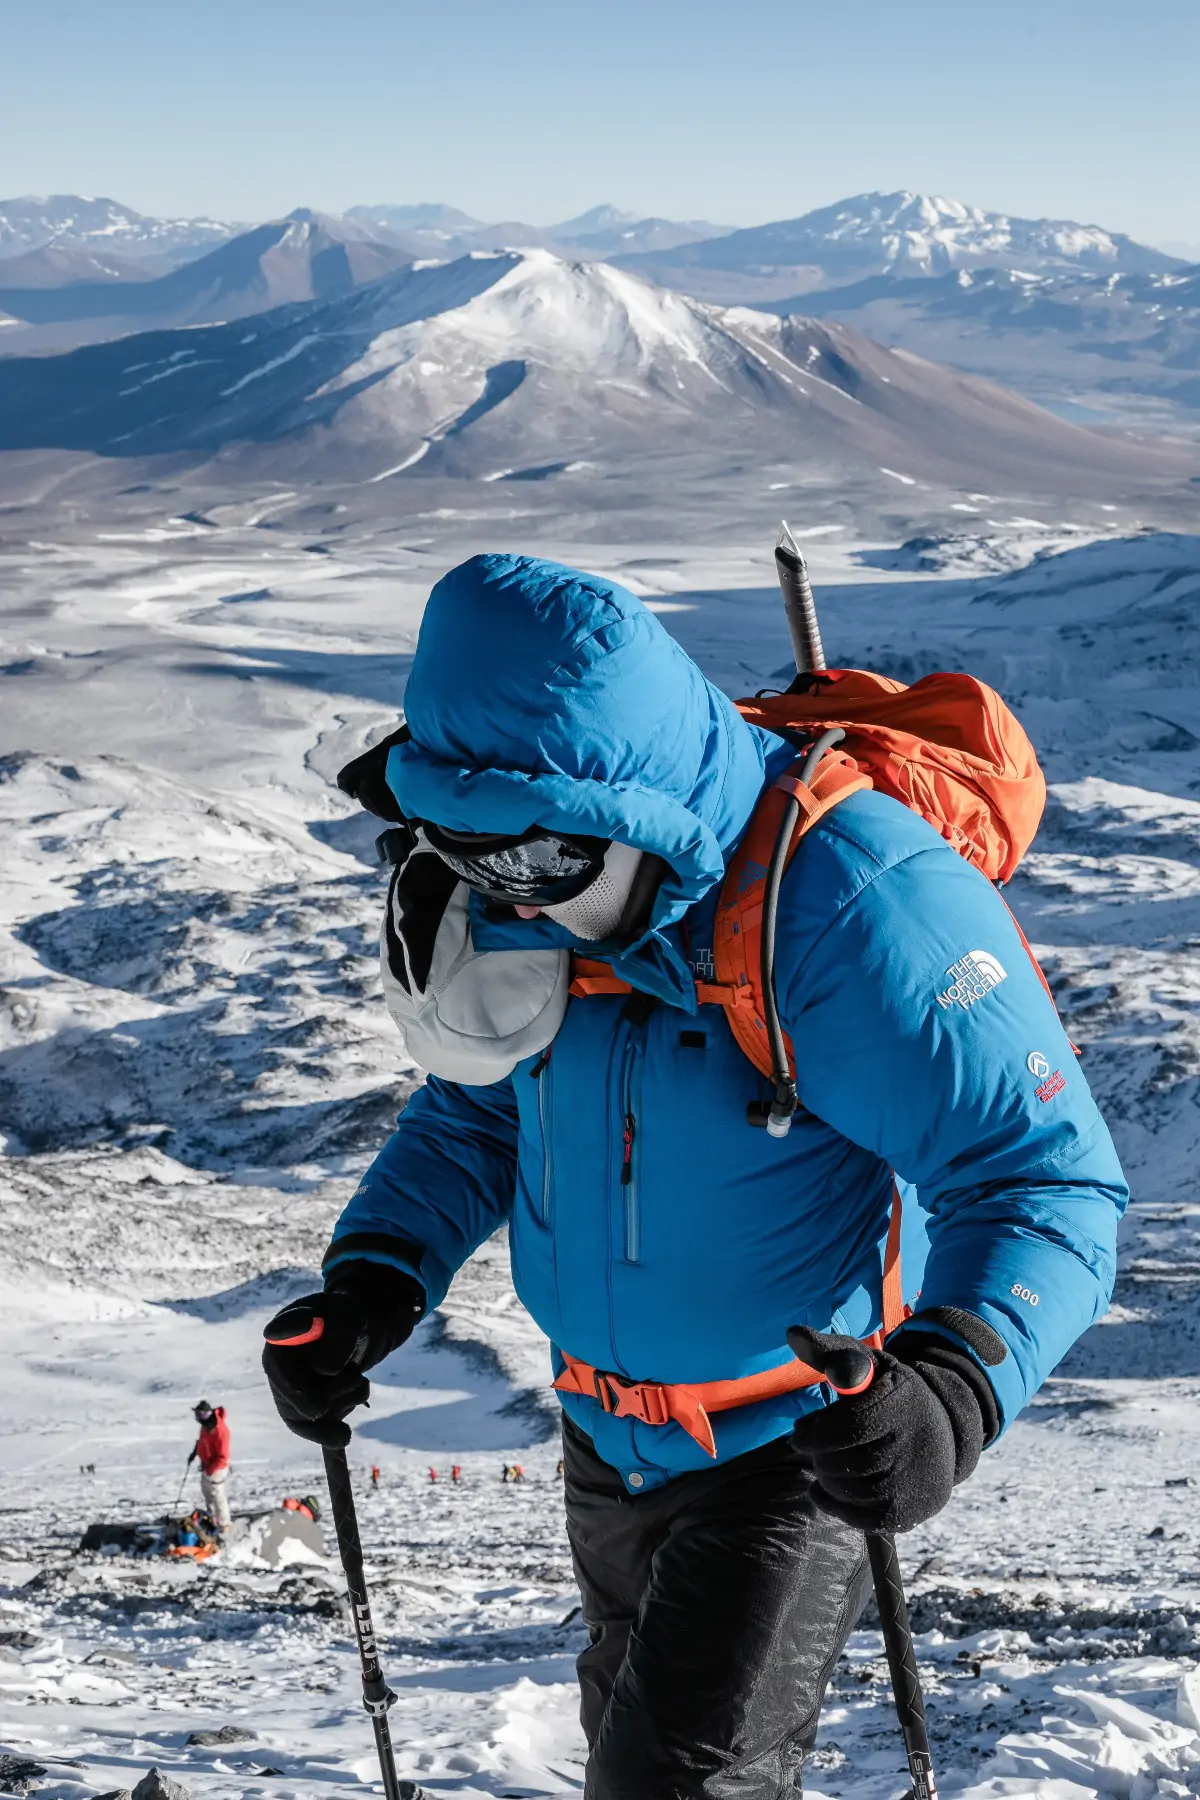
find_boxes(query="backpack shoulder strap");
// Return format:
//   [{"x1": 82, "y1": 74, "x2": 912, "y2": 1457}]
[
  {"x1": 569, "y1": 957, "x2": 632, "y2": 998},
  {"x1": 567, "y1": 754, "x2": 868, "y2": 1035},
  {"x1": 712, "y1": 752, "x2": 871, "y2": 1082}
]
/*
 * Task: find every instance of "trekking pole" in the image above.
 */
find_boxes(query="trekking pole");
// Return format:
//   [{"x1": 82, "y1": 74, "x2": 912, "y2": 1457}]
[
  {"x1": 788, "y1": 1326, "x2": 936, "y2": 1800},
  {"x1": 175, "y1": 1454, "x2": 194, "y2": 1508},
  {"x1": 775, "y1": 522, "x2": 826, "y2": 675},
  {"x1": 322, "y1": 1445, "x2": 404, "y2": 1800},
  {"x1": 264, "y1": 1306, "x2": 403, "y2": 1800}
]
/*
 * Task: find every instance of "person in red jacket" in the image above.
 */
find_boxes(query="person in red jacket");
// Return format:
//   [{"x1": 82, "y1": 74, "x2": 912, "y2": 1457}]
[{"x1": 189, "y1": 1400, "x2": 231, "y2": 1533}]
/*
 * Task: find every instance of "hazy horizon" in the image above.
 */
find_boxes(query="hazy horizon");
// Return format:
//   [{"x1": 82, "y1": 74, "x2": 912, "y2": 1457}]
[{"x1": 2, "y1": 0, "x2": 1197, "y2": 250}]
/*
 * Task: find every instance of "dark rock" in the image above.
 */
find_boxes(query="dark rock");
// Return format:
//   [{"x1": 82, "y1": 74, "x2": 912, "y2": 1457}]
[
  {"x1": 185, "y1": 1726, "x2": 253, "y2": 1747},
  {"x1": 131, "y1": 1771, "x2": 191, "y2": 1800},
  {"x1": 0, "y1": 1754, "x2": 48, "y2": 1796},
  {"x1": 0, "y1": 1632, "x2": 38, "y2": 1651},
  {"x1": 397, "y1": 1786, "x2": 428, "y2": 1800}
]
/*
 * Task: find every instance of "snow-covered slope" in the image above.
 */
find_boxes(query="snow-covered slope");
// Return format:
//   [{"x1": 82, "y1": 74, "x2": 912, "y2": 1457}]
[
  {"x1": 791, "y1": 259, "x2": 1200, "y2": 428},
  {"x1": 0, "y1": 247, "x2": 1193, "y2": 504},
  {"x1": 5, "y1": 512, "x2": 1200, "y2": 1796},
  {"x1": 0, "y1": 194, "x2": 239, "y2": 263}
]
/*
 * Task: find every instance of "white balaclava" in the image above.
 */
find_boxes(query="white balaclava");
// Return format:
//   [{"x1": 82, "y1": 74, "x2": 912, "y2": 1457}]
[
  {"x1": 540, "y1": 840, "x2": 645, "y2": 942},
  {"x1": 379, "y1": 833, "x2": 569, "y2": 1084}
]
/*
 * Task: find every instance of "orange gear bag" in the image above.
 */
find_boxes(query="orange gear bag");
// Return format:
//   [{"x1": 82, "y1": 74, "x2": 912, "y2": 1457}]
[
  {"x1": 570, "y1": 666, "x2": 1048, "y2": 1084},
  {"x1": 738, "y1": 668, "x2": 1045, "y2": 886}
]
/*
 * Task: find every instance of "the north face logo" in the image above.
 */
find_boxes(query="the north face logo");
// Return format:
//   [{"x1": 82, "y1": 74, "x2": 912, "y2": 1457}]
[
  {"x1": 936, "y1": 950, "x2": 1008, "y2": 1012},
  {"x1": 690, "y1": 945, "x2": 715, "y2": 982},
  {"x1": 737, "y1": 859, "x2": 769, "y2": 897}
]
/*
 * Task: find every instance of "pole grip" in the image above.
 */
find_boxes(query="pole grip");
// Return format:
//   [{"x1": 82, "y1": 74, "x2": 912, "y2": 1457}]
[
  {"x1": 323, "y1": 1444, "x2": 367, "y2": 1580},
  {"x1": 264, "y1": 1303, "x2": 326, "y2": 1348}
]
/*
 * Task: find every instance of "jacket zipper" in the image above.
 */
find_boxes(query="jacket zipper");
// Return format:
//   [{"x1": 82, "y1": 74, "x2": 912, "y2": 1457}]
[
  {"x1": 532, "y1": 1048, "x2": 554, "y2": 1226},
  {"x1": 620, "y1": 1037, "x2": 643, "y2": 1262}
]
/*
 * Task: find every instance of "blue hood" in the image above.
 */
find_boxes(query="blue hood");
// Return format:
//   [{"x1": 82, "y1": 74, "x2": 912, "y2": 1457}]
[{"x1": 386, "y1": 554, "x2": 772, "y2": 1006}]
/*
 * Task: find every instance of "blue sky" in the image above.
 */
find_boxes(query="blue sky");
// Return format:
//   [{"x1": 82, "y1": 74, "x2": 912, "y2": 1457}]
[{"x1": 1, "y1": 0, "x2": 1196, "y2": 249}]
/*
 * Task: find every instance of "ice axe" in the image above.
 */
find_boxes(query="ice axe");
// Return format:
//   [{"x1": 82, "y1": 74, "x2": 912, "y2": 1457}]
[
  {"x1": 264, "y1": 1302, "x2": 405, "y2": 1800},
  {"x1": 788, "y1": 1326, "x2": 937, "y2": 1800},
  {"x1": 775, "y1": 521, "x2": 827, "y2": 676},
  {"x1": 773, "y1": 530, "x2": 935, "y2": 1799}
]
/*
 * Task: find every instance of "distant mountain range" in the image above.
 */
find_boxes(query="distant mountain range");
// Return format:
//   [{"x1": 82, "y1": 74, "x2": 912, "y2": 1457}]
[
  {"x1": 0, "y1": 194, "x2": 238, "y2": 263},
  {"x1": 344, "y1": 200, "x2": 733, "y2": 259},
  {"x1": 615, "y1": 190, "x2": 1183, "y2": 299},
  {"x1": 0, "y1": 212, "x2": 414, "y2": 348},
  {"x1": 0, "y1": 193, "x2": 734, "y2": 275},
  {"x1": 0, "y1": 190, "x2": 1194, "y2": 430},
  {"x1": 763, "y1": 262, "x2": 1200, "y2": 430},
  {"x1": 0, "y1": 247, "x2": 1192, "y2": 507}
]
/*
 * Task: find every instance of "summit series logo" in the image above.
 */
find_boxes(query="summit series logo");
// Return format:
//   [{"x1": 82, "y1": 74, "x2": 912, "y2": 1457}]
[{"x1": 935, "y1": 950, "x2": 1008, "y2": 1013}]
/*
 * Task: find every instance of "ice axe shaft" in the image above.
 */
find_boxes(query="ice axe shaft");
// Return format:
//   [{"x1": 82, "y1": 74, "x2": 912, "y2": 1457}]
[
  {"x1": 787, "y1": 1325, "x2": 937, "y2": 1800},
  {"x1": 775, "y1": 522, "x2": 827, "y2": 675}
]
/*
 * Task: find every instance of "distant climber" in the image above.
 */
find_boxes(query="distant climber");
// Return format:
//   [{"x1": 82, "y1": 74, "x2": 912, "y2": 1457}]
[
  {"x1": 189, "y1": 1399, "x2": 231, "y2": 1534},
  {"x1": 371, "y1": 1464, "x2": 381, "y2": 1490}
]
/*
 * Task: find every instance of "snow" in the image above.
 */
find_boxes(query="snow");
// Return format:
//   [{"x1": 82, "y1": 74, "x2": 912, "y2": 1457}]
[
  {"x1": 3, "y1": 509, "x2": 1200, "y2": 1795},
  {"x1": 220, "y1": 334, "x2": 321, "y2": 397}
]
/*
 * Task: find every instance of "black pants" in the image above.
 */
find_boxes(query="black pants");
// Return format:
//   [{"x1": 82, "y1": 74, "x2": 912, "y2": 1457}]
[{"x1": 563, "y1": 1417, "x2": 869, "y2": 1799}]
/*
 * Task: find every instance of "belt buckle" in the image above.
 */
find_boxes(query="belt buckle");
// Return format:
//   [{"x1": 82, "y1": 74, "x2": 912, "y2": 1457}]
[
  {"x1": 592, "y1": 1369, "x2": 621, "y2": 1414},
  {"x1": 591, "y1": 1370, "x2": 670, "y2": 1427}
]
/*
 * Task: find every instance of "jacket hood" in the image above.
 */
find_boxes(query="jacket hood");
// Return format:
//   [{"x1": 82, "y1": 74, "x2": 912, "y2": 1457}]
[{"x1": 386, "y1": 554, "x2": 772, "y2": 1006}]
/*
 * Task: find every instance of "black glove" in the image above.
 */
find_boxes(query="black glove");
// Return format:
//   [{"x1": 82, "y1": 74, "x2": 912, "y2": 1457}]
[
  {"x1": 790, "y1": 1329, "x2": 1000, "y2": 1534},
  {"x1": 187, "y1": 1448, "x2": 197, "y2": 1465},
  {"x1": 262, "y1": 1260, "x2": 425, "y2": 1448}
]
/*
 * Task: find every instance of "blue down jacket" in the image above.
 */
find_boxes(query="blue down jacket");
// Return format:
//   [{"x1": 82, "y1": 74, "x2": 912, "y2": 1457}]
[{"x1": 328, "y1": 554, "x2": 1127, "y2": 1490}]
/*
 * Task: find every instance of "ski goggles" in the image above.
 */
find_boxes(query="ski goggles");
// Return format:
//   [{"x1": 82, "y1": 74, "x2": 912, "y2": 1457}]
[{"x1": 420, "y1": 821, "x2": 610, "y2": 907}]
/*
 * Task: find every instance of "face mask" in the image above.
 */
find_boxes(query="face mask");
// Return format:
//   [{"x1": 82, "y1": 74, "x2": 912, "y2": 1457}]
[
  {"x1": 540, "y1": 840, "x2": 646, "y2": 942},
  {"x1": 379, "y1": 832, "x2": 569, "y2": 1084}
]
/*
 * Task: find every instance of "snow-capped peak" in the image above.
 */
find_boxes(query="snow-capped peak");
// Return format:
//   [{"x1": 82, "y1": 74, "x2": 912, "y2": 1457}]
[
  {"x1": 0, "y1": 192, "x2": 238, "y2": 261},
  {"x1": 806, "y1": 189, "x2": 1150, "y2": 274},
  {"x1": 653, "y1": 189, "x2": 1181, "y2": 283}
]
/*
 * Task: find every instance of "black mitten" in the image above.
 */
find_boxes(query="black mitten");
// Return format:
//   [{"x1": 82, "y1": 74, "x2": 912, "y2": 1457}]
[
  {"x1": 791, "y1": 1329, "x2": 999, "y2": 1533},
  {"x1": 262, "y1": 1259, "x2": 425, "y2": 1447}
]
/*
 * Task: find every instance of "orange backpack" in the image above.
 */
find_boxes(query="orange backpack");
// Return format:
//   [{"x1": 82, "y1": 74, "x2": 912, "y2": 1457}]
[
  {"x1": 572, "y1": 667, "x2": 1048, "y2": 1097},
  {"x1": 567, "y1": 667, "x2": 1049, "y2": 1385}
]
